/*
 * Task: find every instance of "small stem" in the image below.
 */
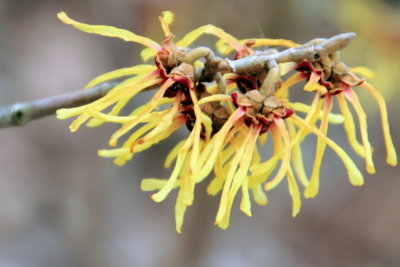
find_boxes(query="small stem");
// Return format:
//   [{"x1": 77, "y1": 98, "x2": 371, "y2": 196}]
[
  {"x1": 214, "y1": 72, "x2": 227, "y2": 94},
  {"x1": 183, "y1": 47, "x2": 215, "y2": 64},
  {"x1": 260, "y1": 59, "x2": 279, "y2": 96}
]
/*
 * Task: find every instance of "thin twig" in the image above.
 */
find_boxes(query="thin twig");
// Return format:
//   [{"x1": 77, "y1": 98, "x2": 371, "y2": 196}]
[{"x1": 0, "y1": 82, "x2": 118, "y2": 128}]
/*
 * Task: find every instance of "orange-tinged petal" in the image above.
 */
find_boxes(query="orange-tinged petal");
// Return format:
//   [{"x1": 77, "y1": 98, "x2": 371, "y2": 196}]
[
  {"x1": 304, "y1": 72, "x2": 326, "y2": 94},
  {"x1": 361, "y1": 82, "x2": 397, "y2": 166},
  {"x1": 344, "y1": 88, "x2": 375, "y2": 174}
]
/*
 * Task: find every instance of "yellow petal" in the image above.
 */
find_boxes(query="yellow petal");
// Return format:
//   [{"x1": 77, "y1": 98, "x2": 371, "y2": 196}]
[
  {"x1": 140, "y1": 47, "x2": 157, "y2": 62},
  {"x1": 98, "y1": 148, "x2": 128, "y2": 158},
  {"x1": 164, "y1": 140, "x2": 186, "y2": 169},
  {"x1": 361, "y1": 82, "x2": 397, "y2": 166},
  {"x1": 197, "y1": 94, "x2": 232, "y2": 105},
  {"x1": 304, "y1": 95, "x2": 332, "y2": 198},
  {"x1": 188, "y1": 89, "x2": 203, "y2": 175},
  {"x1": 215, "y1": 126, "x2": 254, "y2": 225},
  {"x1": 251, "y1": 185, "x2": 268, "y2": 206},
  {"x1": 276, "y1": 72, "x2": 306, "y2": 99},
  {"x1": 287, "y1": 167, "x2": 301, "y2": 217},
  {"x1": 264, "y1": 118, "x2": 291, "y2": 191},
  {"x1": 57, "y1": 12, "x2": 161, "y2": 49},
  {"x1": 289, "y1": 102, "x2": 344, "y2": 124},
  {"x1": 109, "y1": 78, "x2": 174, "y2": 146},
  {"x1": 151, "y1": 130, "x2": 194, "y2": 203},
  {"x1": 345, "y1": 88, "x2": 375, "y2": 174},
  {"x1": 196, "y1": 108, "x2": 245, "y2": 182},
  {"x1": 131, "y1": 92, "x2": 182, "y2": 151},
  {"x1": 304, "y1": 72, "x2": 326, "y2": 94},
  {"x1": 86, "y1": 98, "x2": 130, "y2": 127},
  {"x1": 292, "y1": 115, "x2": 364, "y2": 186},
  {"x1": 176, "y1": 24, "x2": 242, "y2": 51},
  {"x1": 337, "y1": 93, "x2": 365, "y2": 157},
  {"x1": 84, "y1": 65, "x2": 156, "y2": 89},
  {"x1": 159, "y1": 11, "x2": 175, "y2": 36},
  {"x1": 350, "y1": 66, "x2": 376, "y2": 79},
  {"x1": 240, "y1": 179, "x2": 252, "y2": 217},
  {"x1": 287, "y1": 119, "x2": 308, "y2": 187},
  {"x1": 140, "y1": 178, "x2": 180, "y2": 191},
  {"x1": 175, "y1": 190, "x2": 187, "y2": 234},
  {"x1": 217, "y1": 126, "x2": 259, "y2": 228}
]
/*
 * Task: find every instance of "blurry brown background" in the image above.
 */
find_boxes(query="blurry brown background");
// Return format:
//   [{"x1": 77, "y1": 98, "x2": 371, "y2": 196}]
[{"x1": 0, "y1": 0, "x2": 399, "y2": 266}]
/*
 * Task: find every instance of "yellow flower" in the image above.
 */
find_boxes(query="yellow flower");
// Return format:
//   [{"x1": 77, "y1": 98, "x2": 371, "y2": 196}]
[
  {"x1": 56, "y1": 11, "x2": 243, "y2": 163},
  {"x1": 292, "y1": 56, "x2": 397, "y2": 198},
  {"x1": 56, "y1": 10, "x2": 397, "y2": 233}
]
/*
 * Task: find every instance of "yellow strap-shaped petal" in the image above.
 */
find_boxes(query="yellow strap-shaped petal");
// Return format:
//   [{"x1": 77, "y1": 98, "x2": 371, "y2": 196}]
[
  {"x1": 304, "y1": 94, "x2": 333, "y2": 198},
  {"x1": 57, "y1": 12, "x2": 161, "y2": 50},
  {"x1": 344, "y1": 88, "x2": 375, "y2": 174},
  {"x1": 251, "y1": 185, "x2": 268, "y2": 206},
  {"x1": 292, "y1": 115, "x2": 364, "y2": 186},
  {"x1": 175, "y1": 190, "x2": 188, "y2": 234},
  {"x1": 289, "y1": 102, "x2": 344, "y2": 124},
  {"x1": 176, "y1": 24, "x2": 242, "y2": 51},
  {"x1": 215, "y1": 126, "x2": 253, "y2": 226},
  {"x1": 361, "y1": 82, "x2": 397, "y2": 166},
  {"x1": 350, "y1": 66, "x2": 376, "y2": 79},
  {"x1": 276, "y1": 72, "x2": 306, "y2": 99},
  {"x1": 140, "y1": 178, "x2": 180, "y2": 191},
  {"x1": 263, "y1": 118, "x2": 291, "y2": 191},
  {"x1": 287, "y1": 166, "x2": 301, "y2": 217},
  {"x1": 84, "y1": 65, "x2": 156, "y2": 89},
  {"x1": 109, "y1": 78, "x2": 173, "y2": 146},
  {"x1": 287, "y1": 119, "x2": 308, "y2": 187},
  {"x1": 337, "y1": 93, "x2": 365, "y2": 157},
  {"x1": 151, "y1": 129, "x2": 194, "y2": 203},
  {"x1": 159, "y1": 11, "x2": 174, "y2": 37},
  {"x1": 164, "y1": 140, "x2": 186, "y2": 169}
]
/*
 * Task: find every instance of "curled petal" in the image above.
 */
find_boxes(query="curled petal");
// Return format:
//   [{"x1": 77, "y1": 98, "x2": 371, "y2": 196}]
[{"x1": 57, "y1": 12, "x2": 161, "y2": 50}]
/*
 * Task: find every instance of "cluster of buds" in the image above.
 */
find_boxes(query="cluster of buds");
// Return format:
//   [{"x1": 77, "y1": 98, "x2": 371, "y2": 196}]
[{"x1": 57, "y1": 11, "x2": 397, "y2": 233}]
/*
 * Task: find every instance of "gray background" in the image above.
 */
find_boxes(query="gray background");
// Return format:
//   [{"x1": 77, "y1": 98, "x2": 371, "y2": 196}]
[{"x1": 0, "y1": 0, "x2": 399, "y2": 266}]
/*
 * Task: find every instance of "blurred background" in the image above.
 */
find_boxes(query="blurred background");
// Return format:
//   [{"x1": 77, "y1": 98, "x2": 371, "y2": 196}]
[{"x1": 0, "y1": 0, "x2": 399, "y2": 266}]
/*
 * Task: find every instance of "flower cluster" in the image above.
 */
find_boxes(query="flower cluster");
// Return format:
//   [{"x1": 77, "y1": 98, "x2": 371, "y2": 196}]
[{"x1": 57, "y1": 11, "x2": 397, "y2": 233}]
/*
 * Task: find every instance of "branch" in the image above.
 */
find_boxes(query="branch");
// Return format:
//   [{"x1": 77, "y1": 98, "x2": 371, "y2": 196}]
[
  {"x1": 197, "y1": 32, "x2": 356, "y2": 80},
  {"x1": 0, "y1": 82, "x2": 118, "y2": 128},
  {"x1": 0, "y1": 33, "x2": 355, "y2": 128}
]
